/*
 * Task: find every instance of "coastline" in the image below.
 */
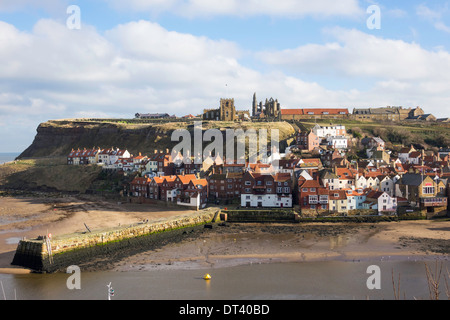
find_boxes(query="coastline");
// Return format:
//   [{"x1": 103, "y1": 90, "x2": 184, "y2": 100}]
[
  {"x1": 0, "y1": 195, "x2": 449, "y2": 274},
  {"x1": 110, "y1": 220, "x2": 450, "y2": 272}
]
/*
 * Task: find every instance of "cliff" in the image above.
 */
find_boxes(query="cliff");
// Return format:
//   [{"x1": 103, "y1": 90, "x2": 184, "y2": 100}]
[{"x1": 19, "y1": 119, "x2": 297, "y2": 159}]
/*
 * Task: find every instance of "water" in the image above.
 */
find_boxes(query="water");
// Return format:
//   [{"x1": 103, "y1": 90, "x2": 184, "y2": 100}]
[
  {"x1": 0, "y1": 153, "x2": 20, "y2": 165},
  {"x1": 0, "y1": 260, "x2": 447, "y2": 300}
]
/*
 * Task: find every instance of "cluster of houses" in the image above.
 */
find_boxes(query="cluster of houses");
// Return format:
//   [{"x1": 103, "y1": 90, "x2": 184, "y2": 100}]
[
  {"x1": 296, "y1": 124, "x2": 349, "y2": 151},
  {"x1": 67, "y1": 124, "x2": 450, "y2": 216}
]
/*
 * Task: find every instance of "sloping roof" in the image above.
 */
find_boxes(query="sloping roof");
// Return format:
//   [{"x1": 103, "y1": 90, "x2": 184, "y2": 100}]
[
  {"x1": 299, "y1": 179, "x2": 322, "y2": 188},
  {"x1": 281, "y1": 108, "x2": 349, "y2": 115},
  {"x1": 273, "y1": 172, "x2": 292, "y2": 182},
  {"x1": 396, "y1": 173, "x2": 427, "y2": 186},
  {"x1": 320, "y1": 170, "x2": 338, "y2": 179},
  {"x1": 177, "y1": 174, "x2": 198, "y2": 185}
]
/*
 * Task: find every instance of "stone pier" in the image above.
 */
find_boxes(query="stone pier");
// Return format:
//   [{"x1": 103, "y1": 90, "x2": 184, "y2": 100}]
[{"x1": 12, "y1": 210, "x2": 217, "y2": 273}]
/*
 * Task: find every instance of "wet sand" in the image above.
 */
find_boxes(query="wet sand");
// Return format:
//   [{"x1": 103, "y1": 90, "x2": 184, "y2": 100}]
[
  {"x1": 112, "y1": 220, "x2": 450, "y2": 272},
  {"x1": 0, "y1": 195, "x2": 194, "y2": 272},
  {"x1": 0, "y1": 195, "x2": 449, "y2": 273}
]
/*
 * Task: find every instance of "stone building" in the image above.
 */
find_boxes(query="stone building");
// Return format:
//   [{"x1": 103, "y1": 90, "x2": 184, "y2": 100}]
[
  {"x1": 203, "y1": 98, "x2": 250, "y2": 121},
  {"x1": 280, "y1": 108, "x2": 349, "y2": 121},
  {"x1": 252, "y1": 93, "x2": 281, "y2": 120},
  {"x1": 351, "y1": 106, "x2": 435, "y2": 122}
]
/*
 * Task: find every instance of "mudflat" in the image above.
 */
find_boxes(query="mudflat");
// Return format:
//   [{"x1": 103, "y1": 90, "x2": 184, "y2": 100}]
[
  {"x1": 0, "y1": 195, "x2": 193, "y2": 271},
  {"x1": 111, "y1": 219, "x2": 450, "y2": 271},
  {"x1": 0, "y1": 195, "x2": 449, "y2": 273}
]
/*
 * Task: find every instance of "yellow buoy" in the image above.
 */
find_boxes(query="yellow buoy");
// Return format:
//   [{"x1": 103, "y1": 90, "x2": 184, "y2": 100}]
[{"x1": 203, "y1": 273, "x2": 211, "y2": 280}]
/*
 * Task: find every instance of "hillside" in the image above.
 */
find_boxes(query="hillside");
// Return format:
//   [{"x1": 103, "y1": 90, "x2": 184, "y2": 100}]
[
  {"x1": 18, "y1": 119, "x2": 297, "y2": 159},
  {"x1": 0, "y1": 158, "x2": 103, "y2": 193},
  {"x1": 296, "y1": 119, "x2": 450, "y2": 150}
]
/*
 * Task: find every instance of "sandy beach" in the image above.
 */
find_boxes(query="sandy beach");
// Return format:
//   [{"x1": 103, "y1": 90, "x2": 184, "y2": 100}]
[
  {"x1": 111, "y1": 219, "x2": 450, "y2": 272},
  {"x1": 0, "y1": 195, "x2": 449, "y2": 273},
  {"x1": 0, "y1": 194, "x2": 193, "y2": 272}
]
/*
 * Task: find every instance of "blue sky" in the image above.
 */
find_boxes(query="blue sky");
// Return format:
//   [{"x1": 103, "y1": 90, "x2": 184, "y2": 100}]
[{"x1": 0, "y1": 0, "x2": 450, "y2": 152}]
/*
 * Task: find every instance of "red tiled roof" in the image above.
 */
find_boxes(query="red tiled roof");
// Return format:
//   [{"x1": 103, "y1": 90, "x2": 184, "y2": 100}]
[{"x1": 281, "y1": 108, "x2": 349, "y2": 115}]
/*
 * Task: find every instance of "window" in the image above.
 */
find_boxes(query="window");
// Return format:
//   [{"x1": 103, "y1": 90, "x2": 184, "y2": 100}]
[
  {"x1": 302, "y1": 188, "x2": 308, "y2": 192},
  {"x1": 245, "y1": 181, "x2": 251, "y2": 185},
  {"x1": 422, "y1": 186, "x2": 435, "y2": 194},
  {"x1": 266, "y1": 181, "x2": 273, "y2": 185},
  {"x1": 267, "y1": 188, "x2": 272, "y2": 192},
  {"x1": 310, "y1": 188, "x2": 316, "y2": 192}
]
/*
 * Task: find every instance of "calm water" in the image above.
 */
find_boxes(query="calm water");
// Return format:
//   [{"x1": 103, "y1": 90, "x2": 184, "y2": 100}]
[
  {"x1": 0, "y1": 260, "x2": 448, "y2": 300},
  {"x1": 0, "y1": 153, "x2": 20, "y2": 165}
]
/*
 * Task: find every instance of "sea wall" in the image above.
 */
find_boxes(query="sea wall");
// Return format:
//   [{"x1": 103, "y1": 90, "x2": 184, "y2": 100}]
[
  {"x1": 222, "y1": 209, "x2": 298, "y2": 222},
  {"x1": 12, "y1": 210, "x2": 217, "y2": 273}
]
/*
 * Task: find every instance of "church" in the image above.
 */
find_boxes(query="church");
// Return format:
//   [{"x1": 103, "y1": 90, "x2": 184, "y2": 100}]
[{"x1": 251, "y1": 93, "x2": 281, "y2": 120}]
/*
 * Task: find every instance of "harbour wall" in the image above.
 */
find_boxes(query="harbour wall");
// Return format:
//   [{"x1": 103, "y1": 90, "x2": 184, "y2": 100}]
[
  {"x1": 222, "y1": 209, "x2": 299, "y2": 222},
  {"x1": 11, "y1": 210, "x2": 217, "y2": 273}
]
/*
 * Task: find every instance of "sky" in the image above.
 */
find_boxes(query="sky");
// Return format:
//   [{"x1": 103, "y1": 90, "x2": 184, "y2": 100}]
[{"x1": 0, "y1": 0, "x2": 450, "y2": 152}]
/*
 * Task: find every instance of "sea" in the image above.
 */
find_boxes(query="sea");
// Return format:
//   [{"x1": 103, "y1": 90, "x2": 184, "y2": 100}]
[
  {"x1": 0, "y1": 153, "x2": 20, "y2": 165},
  {"x1": 0, "y1": 259, "x2": 448, "y2": 301}
]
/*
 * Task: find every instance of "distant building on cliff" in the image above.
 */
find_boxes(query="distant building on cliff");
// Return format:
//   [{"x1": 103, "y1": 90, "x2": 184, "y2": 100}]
[
  {"x1": 352, "y1": 106, "x2": 436, "y2": 122},
  {"x1": 135, "y1": 113, "x2": 176, "y2": 119},
  {"x1": 251, "y1": 93, "x2": 281, "y2": 120},
  {"x1": 203, "y1": 98, "x2": 250, "y2": 121},
  {"x1": 280, "y1": 108, "x2": 349, "y2": 121}
]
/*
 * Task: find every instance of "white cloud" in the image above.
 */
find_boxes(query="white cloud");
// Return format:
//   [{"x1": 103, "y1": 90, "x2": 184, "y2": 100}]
[
  {"x1": 1, "y1": 17, "x2": 450, "y2": 151},
  {"x1": 257, "y1": 27, "x2": 450, "y2": 116},
  {"x1": 258, "y1": 27, "x2": 450, "y2": 82},
  {"x1": 105, "y1": 0, "x2": 363, "y2": 18},
  {"x1": 416, "y1": 3, "x2": 450, "y2": 34}
]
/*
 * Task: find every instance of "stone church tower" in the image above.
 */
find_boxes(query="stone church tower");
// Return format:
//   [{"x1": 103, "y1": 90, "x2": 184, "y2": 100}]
[{"x1": 252, "y1": 92, "x2": 258, "y2": 117}]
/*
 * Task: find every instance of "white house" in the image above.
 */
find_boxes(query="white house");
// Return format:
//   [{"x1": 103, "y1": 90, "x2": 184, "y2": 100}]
[
  {"x1": 398, "y1": 147, "x2": 414, "y2": 163},
  {"x1": 98, "y1": 148, "x2": 130, "y2": 166},
  {"x1": 379, "y1": 176, "x2": 394, "y2": 197},
  {"x1": 327, "y1": 136, "x2": 348, "y2": 149},
  {"x1": 364, "y1": 190, "x2": 397, "y2": 214},
  {"x1": 366, "y1": 176, "x2": 380, "y2": 189},
  {"x1": 355, "y1": 175, "x2": 368, "y2": 189},
  {"x1": 345, "y1": 188, "x2": 366, "y2": 211},
  {"x1": 321, "y1": 171, "x2": 340, "y2": 190},
  {"x1": 312, "y1": 124, "x2": 346, "y2": 138}
]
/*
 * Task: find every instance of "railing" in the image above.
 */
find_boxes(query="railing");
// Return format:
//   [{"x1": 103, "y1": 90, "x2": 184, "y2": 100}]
[{"x1": 420, "y1": 197, "x2": 448, "y2": 207}]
